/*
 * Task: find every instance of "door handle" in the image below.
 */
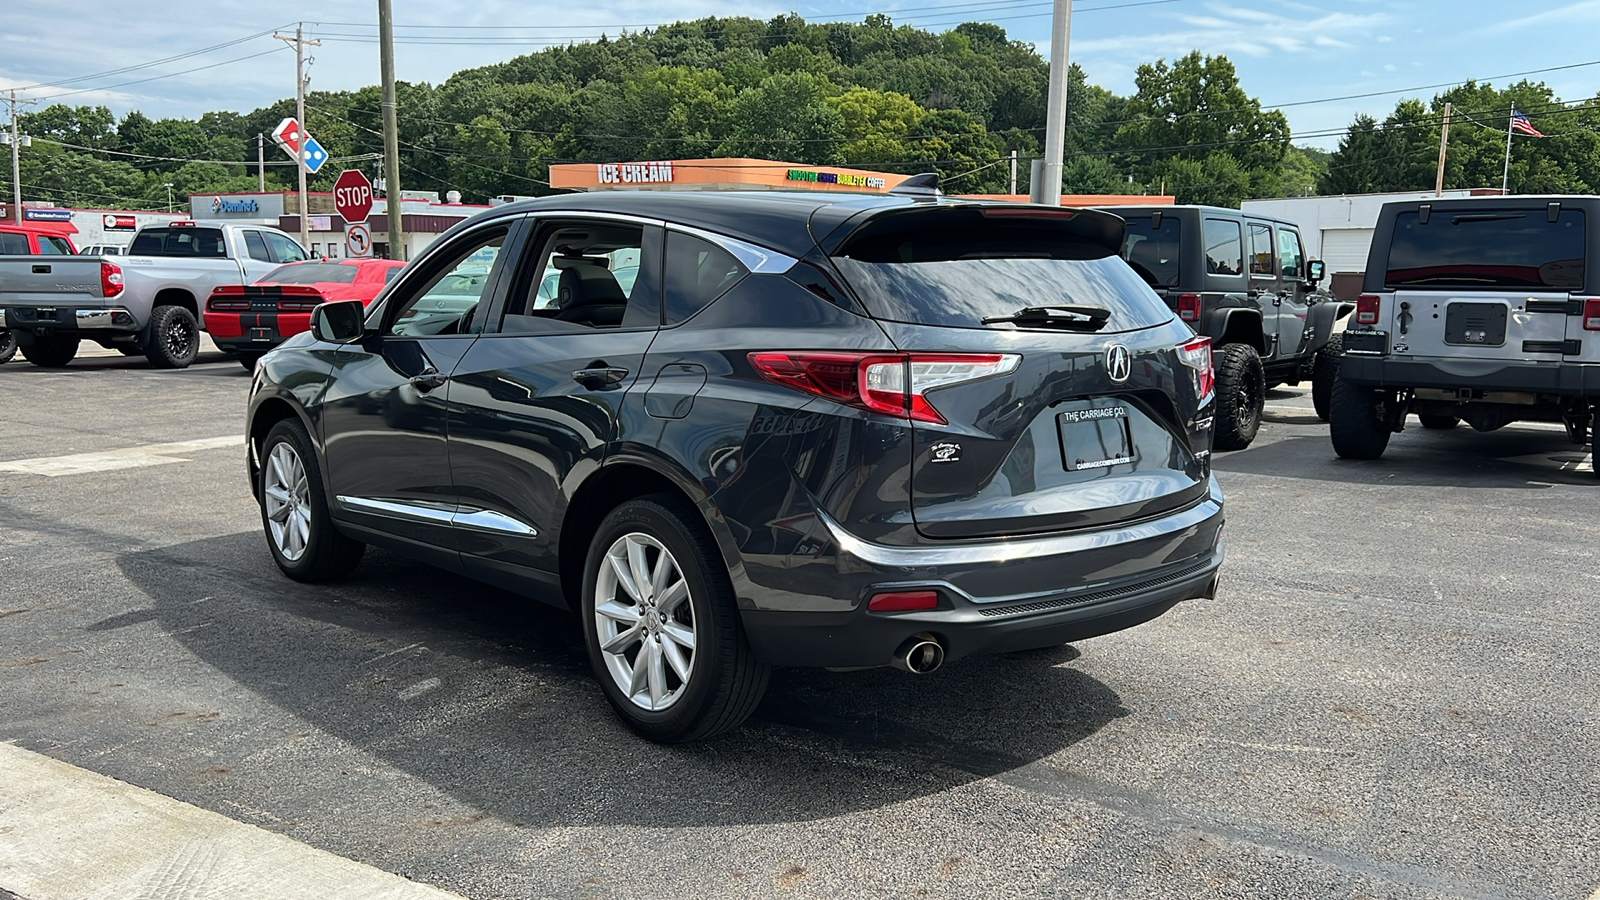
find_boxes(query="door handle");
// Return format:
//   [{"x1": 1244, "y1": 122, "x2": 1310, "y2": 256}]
[
  {"x1": 572, "y1": 366, "x2": 629, "y2": 388},
  {"x1": 410, "y1": 366, "x2": 448, "y2": 392}
]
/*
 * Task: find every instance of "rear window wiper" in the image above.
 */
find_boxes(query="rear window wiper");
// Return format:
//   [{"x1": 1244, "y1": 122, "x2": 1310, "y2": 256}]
[{"x1": 982, "y1": 305, "x2": 1111, "y2": 331}]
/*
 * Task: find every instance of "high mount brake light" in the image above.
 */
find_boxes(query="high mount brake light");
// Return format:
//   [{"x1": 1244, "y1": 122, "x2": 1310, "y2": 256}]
[
  {"x1": 1176, "y1": 335, "x2": 1214, "y2": 400},
  {"x1": 980, "y1": 207, "x2": 1078, "y2": 219},
  {"x1": 749, "y1": 352, "x2": 1021, "y2": 424},
  {"x1": 1177, "y1": 293, "x2": 1201, "y2": 322},
  {"x1": 100, "y1": 262, "x2": 123, "y2": 299},
  {"x1": 1356, "y1": 294, "x2": 1381, "y2": 326}
]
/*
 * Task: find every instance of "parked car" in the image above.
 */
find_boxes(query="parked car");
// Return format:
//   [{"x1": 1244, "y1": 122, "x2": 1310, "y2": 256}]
[
  {"x1": 246, "y1": 191, "x2": 1226, "y2": 741},
  {"x1": 0, "y1": 222, "x2": 78, "y2": 363},
  {"x1": 206, "y1": 258, "x2": 405, "y2": 369},
  {"x1": 1104, "y1": 205, "x2": 1352, "y2": 447},
  {"x1": 0, "y1": 221, "x2": 308, "y2": 369},
  {"x1": 78, "y1": 244, "x2": 128, "y2": 257},
  {"x1": 1330, "y1": 195, "x2": 1600, "y2": 473}
]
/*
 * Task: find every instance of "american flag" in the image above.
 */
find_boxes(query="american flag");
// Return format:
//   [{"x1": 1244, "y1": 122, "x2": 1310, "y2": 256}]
[{"x1": 1510, "y1": 108, "x2": 1546, "y2": 137}]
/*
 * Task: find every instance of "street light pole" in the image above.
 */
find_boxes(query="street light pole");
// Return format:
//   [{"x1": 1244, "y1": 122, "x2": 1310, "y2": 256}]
[
  {"x1": 379, "y1": 0, "x2": 406, "y2": 260},
  {"x1": 163, "y1": 182, "x2": 174, "y2": 213},
  {"x1": 1034, "y1": 0, "x2": 1073, "y2": 206}
]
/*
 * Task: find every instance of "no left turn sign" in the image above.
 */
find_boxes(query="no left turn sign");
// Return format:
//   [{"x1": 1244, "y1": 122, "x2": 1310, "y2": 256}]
[{"x1": 345, "y1": 222, "x2": 374, "y2": 259}]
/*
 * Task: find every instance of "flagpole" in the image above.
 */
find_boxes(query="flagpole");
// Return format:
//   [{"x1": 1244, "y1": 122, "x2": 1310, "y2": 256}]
[{"x1": 1502, "y1": 105, "x2": 1514, "y2": 194}]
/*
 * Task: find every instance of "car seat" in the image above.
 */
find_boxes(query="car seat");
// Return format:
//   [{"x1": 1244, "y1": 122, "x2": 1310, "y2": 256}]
[{"x1": 554, "y1": 262, "x2": 628, "y2": 327}]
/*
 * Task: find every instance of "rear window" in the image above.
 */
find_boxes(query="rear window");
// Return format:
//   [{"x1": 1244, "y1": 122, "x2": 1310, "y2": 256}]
[
  {"x1": 0, "y1": 233, "x2": 28, "y2": 255},
  {"x1": 834, "y1": 212, "x2": 1174, "y2": 332},
  {"x1": 261, "y1": 263, "x2": 360, "y2": 285},
  {"x1": 1385, "y1": 209, "x2": 1586, "y2": 289},
  {"x1": 1119, "y1": 216, "x2": 1182, "y2": 287},
  {"x1": 129, "y1": 227, "x2": 227, "y2": 258}
]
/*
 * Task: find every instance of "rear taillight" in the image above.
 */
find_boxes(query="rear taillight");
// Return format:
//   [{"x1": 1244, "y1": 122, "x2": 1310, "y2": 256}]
[
  {"x1": 749, "y1": 352, "x2": 1021, "y2": 425},
  {"x1": 278, "y1": 295, "x2": 325, "y2": 312},
  {"x1": 1177, "y1": 293, "x2": 1201, "y2": 322},
  {"x1": 1356, "y1": 294, "x2": 1380, "y2": 326},
  {"x1": 1177, "y1": 335, "x2": 1213, "y2": 400},
  {"x1": 100, "y1": 262, "x2": 123, "y2": 299},
  {"x1": 1583, "y1": 298, "x2": 1600, "y2": 331},
  {"x1": 207, "y1": 287, "x2": 249, "y2": 311}
]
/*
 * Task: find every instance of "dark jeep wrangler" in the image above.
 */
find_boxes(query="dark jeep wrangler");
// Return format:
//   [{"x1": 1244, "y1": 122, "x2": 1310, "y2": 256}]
[{"x1": 1106, "y1": 205, "x2": 1353, "y2": 448}]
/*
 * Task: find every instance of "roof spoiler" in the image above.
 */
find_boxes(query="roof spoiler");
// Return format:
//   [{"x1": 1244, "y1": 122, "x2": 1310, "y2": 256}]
[{"x1": 888, "y1": 173, "x2": 941, "y2": 201}]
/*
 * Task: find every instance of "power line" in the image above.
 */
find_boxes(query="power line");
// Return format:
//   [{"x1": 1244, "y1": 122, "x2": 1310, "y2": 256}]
[
  {"x1": 7, "y1": 26, "x2": 293, "y2": 92},
  {"x1": 29, "y1": 47, "x2": 291, "y2": 102}
]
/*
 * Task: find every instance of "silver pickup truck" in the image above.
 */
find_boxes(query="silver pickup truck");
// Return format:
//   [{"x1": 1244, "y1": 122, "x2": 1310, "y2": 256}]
[{"x1": 0, "y1": 222, "x2": 309, "y2": 369}]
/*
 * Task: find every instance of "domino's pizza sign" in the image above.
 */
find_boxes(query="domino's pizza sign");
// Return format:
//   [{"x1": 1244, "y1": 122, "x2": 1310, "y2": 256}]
[{"x1": 211, "y1": 197, "x2": 260, "y2": 214}]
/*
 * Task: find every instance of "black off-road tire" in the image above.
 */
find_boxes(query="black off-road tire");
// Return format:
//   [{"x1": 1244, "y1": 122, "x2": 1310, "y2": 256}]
[
  {"x1": 1213, "y1": 343, "x2": 1265, "y2": 451},
  {"x1": 144, "y1": 305, "x2": 201, "y2": 369},
  {"x1": 0, "y1": 330, "x2": 16, "y2": 364},
  {"x1": 259, "y1": 418, "x2": 366, "y2": 582},
  {"x1": 1329, "y1": 374, "x2": 1395, "y2": 460},
  {"x1": 20, "y1": 336, "x2": 79, "y2": 368},
  {"x1": 1311, "y1": 333, "x2": 1343, "y2": 422},
  {"x1": 581, "y1": 495, "x2": 770, "y2": 743},
  {"x1": 1419, "y1": 414, "x2": 1460, "y2": 430}
]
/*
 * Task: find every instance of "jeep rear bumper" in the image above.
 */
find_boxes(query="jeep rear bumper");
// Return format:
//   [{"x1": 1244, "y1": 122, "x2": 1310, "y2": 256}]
[{"x1": 1339, "y1": 354, "x2": 1600, "y2": 397}]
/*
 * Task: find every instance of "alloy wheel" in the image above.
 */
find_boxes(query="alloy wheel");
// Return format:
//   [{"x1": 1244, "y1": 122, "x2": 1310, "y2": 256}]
[
  {"x1": 166, "y1": 316, "x2": 195, "y2": 360},
  {"x1": 593, "y1": 532, "x2": 697, "y2": 711},
  {"x1": 263, "y1": 442, "x2": 312, "y2": 562}
]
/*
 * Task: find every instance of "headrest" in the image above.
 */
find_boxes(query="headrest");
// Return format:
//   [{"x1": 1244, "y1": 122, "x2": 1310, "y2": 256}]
[{"x1": 557, "y1": 263, "x2": 627, "y2": 309}]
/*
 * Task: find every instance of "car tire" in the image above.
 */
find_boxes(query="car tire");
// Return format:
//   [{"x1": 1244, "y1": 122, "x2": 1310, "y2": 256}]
[
  {"x1": 259, "y1": 418, "x2": 366, "y2": 582},
  {"x1": 1329, "y1": 374, "x2": 1394, "y2": 460},
  {"x1": 238, "y1": 352, "x2": 265, "y2": 371},
  {"x1": 581, "y1": 495, "x2": 770, "y2": 743},
  {"x1": 0, "y1": 330, "x2": 16, "y2": 364},
  {"x1": 1311, "y1": 333, "x2": 1343, "y2": 422},
  {"x1": 1213, "y1": 343, "x2": 1264, "y2": 451},
  {"x1": 1418, "y1": 414, "x2": 1460, "y2": 430},
  {"x1": 20, "y1": 336, "x2": 79, "y2": 368},
  {"x1": 144, "y1": 305, "x2": 201, "y2": 369}
]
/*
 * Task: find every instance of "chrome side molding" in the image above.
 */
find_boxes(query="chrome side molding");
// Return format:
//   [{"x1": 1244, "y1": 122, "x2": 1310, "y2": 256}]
[{"x1": 336, "y1": 496, "x2": 539, "y2": 537}]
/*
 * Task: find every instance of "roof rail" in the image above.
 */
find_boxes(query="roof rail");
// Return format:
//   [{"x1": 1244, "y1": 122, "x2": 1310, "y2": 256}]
[{"x1": 889, "y1": 173, "x2": 941, "y2": 200}]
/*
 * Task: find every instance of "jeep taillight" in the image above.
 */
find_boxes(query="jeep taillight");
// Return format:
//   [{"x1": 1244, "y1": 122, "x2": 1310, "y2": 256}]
[
  {"x1": 1356, "y1": 294, "x2": 1380, "y2": 326},
  {"x1": 1177, "y1": 293, "x2": 1201, "y2": 322},
  {"x1": 1584, "y1": 298, "x2": 1600, "y2": 331},
  {"x1": 1176, "y1": 335, "x2": 1213, "y2": 400},
  {"x1": 100, "y1": 262, "x2": 123, "y2": 299},
  {"x1": 749, "y1": 352, "x2": 1021, "y2": 425}
]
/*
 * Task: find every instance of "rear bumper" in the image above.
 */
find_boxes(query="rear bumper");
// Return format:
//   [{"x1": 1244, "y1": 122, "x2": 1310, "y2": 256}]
[
  {"x1": 1339, "y1": 353, "x2": 1600, "y2": 397},
  {"x1": 737, "y1": 478, "x2": 1226, "y2": 668},
  {"x1": 204, "y1": 310, "x2": 312, "y2": 351},
  {"x1": 3, "y1": 306, "x2": 139, "y2": 334}
]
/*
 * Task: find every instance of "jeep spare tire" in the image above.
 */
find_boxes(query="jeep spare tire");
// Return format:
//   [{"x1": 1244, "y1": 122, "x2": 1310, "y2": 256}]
[{"x1": 1213, "y1": 343, "x2": 1264, "y2": 451}]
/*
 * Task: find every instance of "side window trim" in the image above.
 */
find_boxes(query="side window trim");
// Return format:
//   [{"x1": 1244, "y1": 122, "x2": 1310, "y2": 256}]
[
  {"x1": 666, "y1": 223, "x2": 798, "y2": 274},
  {"x1": 1247, "y1": 222, "x2": 1276, "y2": 280},
  {"x1": 485, "y1": 213, "x2": 661, "y2": 336},
  {"x1": 1200, "y1": 217, "x2": 1244, "y2": 279}
]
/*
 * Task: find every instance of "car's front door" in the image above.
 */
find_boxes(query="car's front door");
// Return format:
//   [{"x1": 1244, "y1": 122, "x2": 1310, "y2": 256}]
[
  {"x1": 1274, "y1": 226, "x2": 1312, "y2": 358},
  {"x1": 318, "y1": 221, "x2": 515, "y2": 569},
  {"x1": 445, "y1": 215, "x2": 663, "y2": 599},
  {"x1": 1246, "y1": 221, "x2": 1282, "y2": 358}
]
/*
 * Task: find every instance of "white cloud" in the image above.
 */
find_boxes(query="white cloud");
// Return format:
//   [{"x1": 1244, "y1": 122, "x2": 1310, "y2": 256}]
[{"x1": 1072, "y1": 3, "x2": 1390, "y2": 60}]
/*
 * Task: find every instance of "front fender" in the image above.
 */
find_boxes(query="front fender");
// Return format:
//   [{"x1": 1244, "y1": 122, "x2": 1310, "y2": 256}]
[{"x1": 1306, "y1": 301, "x2": 1355, "y2": 351}]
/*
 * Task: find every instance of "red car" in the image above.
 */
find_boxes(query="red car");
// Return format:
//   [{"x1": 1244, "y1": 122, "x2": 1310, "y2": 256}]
[{"x1": 206, "y1": 258, "x2": 404, "y2": 368}]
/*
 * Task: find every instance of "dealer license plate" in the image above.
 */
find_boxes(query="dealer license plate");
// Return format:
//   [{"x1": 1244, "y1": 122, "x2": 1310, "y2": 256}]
[
  {"x1": 1057, "y1": 405, "x2": 1134, "y2": 471},
  {"x1": 249, "y1": 327, "x2": 275, "y2": 342}
]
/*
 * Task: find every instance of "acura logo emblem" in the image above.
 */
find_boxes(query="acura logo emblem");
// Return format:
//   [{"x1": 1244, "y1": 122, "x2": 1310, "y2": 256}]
[{"x1": 1106, "y1": 345, "x2": 1132, "y2": 383}]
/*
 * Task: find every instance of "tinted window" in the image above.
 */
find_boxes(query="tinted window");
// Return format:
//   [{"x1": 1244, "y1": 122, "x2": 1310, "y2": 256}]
[
  {"x1": 387, "y1": 230, "x2": 504, "y2": 337},
  {"x1": 244, "y1": 231, "x2": 272, "y2": 263},
  {"x1": 38, "y1": 236, "x2": 72, "y2": 255},
  {"x1": 1385, "y1": 209, "x2": 1586, "y2": 289},
  {"x1": 384, "y1": 266, "x2": 403, "y2": 284},
  {"x1": 1202, "y1": 219, "x2": 1243, "y2": 276},
  {"x1": 1119, "y1": 216, "x2": 1181, "y2": 287},
  {"x1": 261, "y1": 263, "x2": 359, "y2": 285},
  {"x1": 1248, "y1": 223, "x2": 1274, "y2": 277},
  {"x1": 129, "y1": 227, "x2": 227, "y2": 257},
  {"x1": 0, "y1": 233, "x2": 28, "y2": 254},
  {"x1": 501, "y1": 222, "x2": 651, "y2": 334},
  {"x1": 264, "y1": 232, "x2": 307, "y2": 263},
  {"x1": 1277, "y1": 228, "x2": 1303, "y2": 278},
  {"x1": 836, "y1": 226, "x2": 1173, "y2": 332},
  {"x1": 664, "y1": 232, "x2": 748, "y2": 325}
]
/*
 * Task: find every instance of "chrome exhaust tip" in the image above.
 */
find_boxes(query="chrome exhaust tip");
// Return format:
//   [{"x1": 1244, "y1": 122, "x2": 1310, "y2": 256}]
[{"x1": 891, "y1": 634, "x2": 945, "y2": 675}]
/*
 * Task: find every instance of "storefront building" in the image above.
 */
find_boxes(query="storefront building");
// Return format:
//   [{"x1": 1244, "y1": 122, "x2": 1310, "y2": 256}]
[{"x1": 189, "y1": 191, "x2": 491, "y2": 260}]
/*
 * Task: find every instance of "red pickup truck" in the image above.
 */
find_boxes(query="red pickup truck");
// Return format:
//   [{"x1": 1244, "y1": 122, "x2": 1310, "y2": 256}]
[{"x1": 0, "y1": 222, "x2": 80, "y2": 363}]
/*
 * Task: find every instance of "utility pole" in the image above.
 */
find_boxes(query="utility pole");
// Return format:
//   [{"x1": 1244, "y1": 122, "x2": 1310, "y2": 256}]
[
  {"x1": 1433, "y1": 101, "x2": 1451, "y2": 197},
  {"x1": 7, "y1": 90, "x2": 37, "y2": 225},
  {"x1": 257, "y1": 133, "x2": 266, "y2": 192},
  {"x1": 274, "y1": 25, "x2": 321, "y2": 249},
  {"x1": 379, "y1": 0, "x2": 405, "y2": 260},
  {"x1": 1501, "y1": 105, "x2": 1515, "y2": 195},
  {"x1": 1033, "y1": 0, "x2": 1073, "y2": 205},
  {"x1": 1009, "y1": 150, "x2": 1017, "y2": 196}
]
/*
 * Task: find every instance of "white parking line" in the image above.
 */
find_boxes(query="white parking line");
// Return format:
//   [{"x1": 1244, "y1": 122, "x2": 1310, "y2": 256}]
[
  {"x1": 0, "y1": 742, "x2": 465, "y2": 900},
  {"x1": 0, "y1": 436, "x2": 241, "y2": 477}
]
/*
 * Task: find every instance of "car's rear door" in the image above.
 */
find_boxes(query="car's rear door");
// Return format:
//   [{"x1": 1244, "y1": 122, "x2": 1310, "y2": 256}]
[
  {"x1": 445, "y1": 215, "x2": 663, "y2": 596},
  {"x1": 1380, "y1": 205, "x2": 1586, "y2": 363},
  {"x1": 1273, "y1": 225, "x2": 1312, "y2": 358},
  {"x1": 1245, "y1": 220, "x2": 1283, "y2": 357}
]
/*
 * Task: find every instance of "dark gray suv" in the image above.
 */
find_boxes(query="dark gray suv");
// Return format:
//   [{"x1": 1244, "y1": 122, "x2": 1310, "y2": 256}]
[{"x1": 245, "y1": 190, "x2": 1226, "y2": 741}]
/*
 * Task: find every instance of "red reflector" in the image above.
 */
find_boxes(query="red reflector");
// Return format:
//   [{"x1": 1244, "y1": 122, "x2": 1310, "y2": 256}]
[
  {"x1": 1356, "y1": 294, "x2": 1380, "y2": 326},
  {"x1": 867, "y1": 591, "x2": 939, "y2": 612},
  {"x1": 1583, "y1": 298, "x2": 1600, "y2": 331},
  {"x1": 1177, "y1": 293, "x2": 1201, "y2": 322}
]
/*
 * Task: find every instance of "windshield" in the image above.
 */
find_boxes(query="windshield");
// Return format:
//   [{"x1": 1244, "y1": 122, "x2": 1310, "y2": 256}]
[
  {"x1": 261, "y1": 263, "x2": 360, "y2": 285},
  {"x1": 1119, "y1": 216, "x2": 1182, "y2": 287},
  {"x1": 1385, "y1": 209, "x2": 1586, "y2": 289}
]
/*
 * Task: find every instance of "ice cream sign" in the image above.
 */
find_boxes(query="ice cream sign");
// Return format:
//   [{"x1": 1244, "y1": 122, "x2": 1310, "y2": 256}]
[
  {"x1": 596, "y1": 161, "x2": 675, "y2": 185},
  {"x1": 786, "y1": 169, "x2": 886, "y2": 189}
]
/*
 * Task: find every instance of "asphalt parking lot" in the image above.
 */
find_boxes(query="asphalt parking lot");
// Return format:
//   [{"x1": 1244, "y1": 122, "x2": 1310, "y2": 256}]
[{"x1": 2, "y1": 345, "x2": 1598, "y2": 900}]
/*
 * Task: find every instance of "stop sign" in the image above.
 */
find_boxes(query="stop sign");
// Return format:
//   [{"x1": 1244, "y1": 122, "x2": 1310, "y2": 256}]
[{"x1": 333, "y1": 169, "x2": 373, "y2": 223}]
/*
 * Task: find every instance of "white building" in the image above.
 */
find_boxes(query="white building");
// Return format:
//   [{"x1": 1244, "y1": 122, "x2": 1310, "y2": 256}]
[
  {"x1": 188, "y1": 190, "x2": 489, "y2": 261},
  {"x1": 1242, "y1": 189, "x2": 1503, "y2": 298}
]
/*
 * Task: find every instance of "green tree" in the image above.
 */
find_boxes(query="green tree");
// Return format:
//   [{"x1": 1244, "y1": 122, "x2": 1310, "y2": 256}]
[{"x1": 718, "y1": 72, "x2": 844, "y2": 163}]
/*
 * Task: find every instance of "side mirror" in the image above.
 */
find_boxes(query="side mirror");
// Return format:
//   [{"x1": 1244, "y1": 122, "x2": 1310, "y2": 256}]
[
  {"x1": 1306, "y1": 260, "x2": 1326, "y2": 284},
  {"x1": 311, "y1": 299, "x2": 367, "y2": 343}
]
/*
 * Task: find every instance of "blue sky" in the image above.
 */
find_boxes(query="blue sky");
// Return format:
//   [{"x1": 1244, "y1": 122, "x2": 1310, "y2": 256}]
[{"x1": 2, "y1": 0, "x2": 1598, "y2": 150}]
